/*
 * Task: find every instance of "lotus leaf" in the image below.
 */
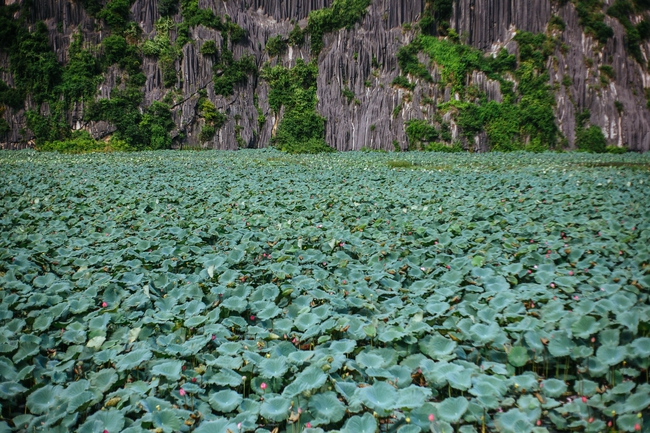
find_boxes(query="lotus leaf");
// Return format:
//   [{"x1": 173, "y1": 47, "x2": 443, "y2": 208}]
[
  {"x1": 340, "y1": 412, "x2": 378, "y2": 433},
  {"x1": 260, "y1": 395, "x2": 291, "y2": 421},
  {"x1": 436, "y1": 396, "x2": 469, "y2": 423},
  {"x1": 541, "y1": 379, "x2": 567, "y2": 398},
  {"x1": 508, "y1": 347, "x2": 529, "y2": 367},
  {"x1": 308, "y1": 391, "x2": 346, "y2": 423},
  {"x1": 419, "y1": 335, "x2": 457, "y2": 359},
  {"x1": 495, "y1": 408, "x2": 533, "y2": 433},
  {"x1": 209, "y1": 389, "x2": 243, "y2": 412}
]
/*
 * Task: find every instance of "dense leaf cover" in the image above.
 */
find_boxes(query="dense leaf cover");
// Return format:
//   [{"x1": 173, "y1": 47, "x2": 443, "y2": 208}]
[{"x1": 0, "y1": 150, "x2": 649, "y2": 432}]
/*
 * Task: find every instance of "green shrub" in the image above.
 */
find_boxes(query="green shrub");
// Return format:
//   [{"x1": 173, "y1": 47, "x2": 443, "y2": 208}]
[
  {"x1": 599, "y1": 65, "x2": 616, "y2": 79},
  {"x1": 158, "y1": 0, "x2": 178, "y2": 16},
  {"x1": 576, "y1": 0, "x2": 614, "y2": 44},
  {"x1": 0, "y1": 118, "x2": 9, "y2": 135},
  {"x1": 288, "y1": 24, "x2": 305, "y2": 45},
  {"x1": 213, "y1": 50, "x2": 256, "y2": 96},
  {"x1": 0, "y1": 80, "x2": 24, "y2": 109},
  {"x1": 405, "y1": 119, "x2": 439, "y2": 150},
  {"x1": 10, "y1": 21, "x2": 62, "y2": 105},
  {"x1": 200, "y1": 40, "x2": 218, "y2": 56},
  {"x1": 548, "y1": 15, "x2": 566, "y2": 31},
  {"x1": 396, "y1": 40, "x2": 433, "y2": 82},
  {"x1": 98, "y1": 0, "x2": 134, "y2": 32},
  {"x1": 60, "y1": 32, "x2": 103, "y2": 106},
  {"x1": 342, "y1": 87, "x2": 355, "y2": 103},
  {"x1": 391, "y1": 76, "x2": 415, "y2": 91},
  {"x1": 606, "y1": 145, "x2": 628, "y2": 153},
  {"x1": 262, "y1": 59, "x2": 333, "y2": 153},
  {"x1": 265, "y1": 35, "x2": 287, "y2": 57},
  {"x1": 307, "y1": 0, "x2": 372, "y2": 53},
  {"x1": 423, "y1": 141, "x2": 463, "y2": 152},
  {"x1": 576, "y1": 125, "x2": 607, "y2": 153},
  {"x1": 199, "y1": 125, "x2": 215, "y2": 142}
]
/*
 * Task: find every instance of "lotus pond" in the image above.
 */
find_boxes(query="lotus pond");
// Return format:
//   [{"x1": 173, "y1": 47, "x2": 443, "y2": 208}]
[{"x1": 1, "y1": 149, "x2": 650, "y2": 433}]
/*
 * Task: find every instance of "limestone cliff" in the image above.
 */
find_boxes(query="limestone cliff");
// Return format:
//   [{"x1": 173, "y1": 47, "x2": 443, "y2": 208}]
[{"x1": 1, "y1": 0, "x2": 649, "y2": 152}]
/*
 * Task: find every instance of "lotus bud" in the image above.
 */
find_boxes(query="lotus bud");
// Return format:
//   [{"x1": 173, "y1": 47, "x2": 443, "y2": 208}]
[
  {"x1": 639, "y1": 413, "x2": 643, "y2": 418},
  {"x1": 428, "y1": 414, "x2": 434, "y2": 422},
  {"x1": 612, "y1": 410, "x2": 616, "y2": 416},
  {"x1": 635, "y1": 424, "x2": 641, "y2": 431},
  {"x1": 102, "y1": 301, "x2": 108, "y2": 308},
  {"x1": 536, "y1": 420, "x2": 541, "y2": 426},
  {"x1": 405, "y1": 417, "x2": 410, "y2": 423},
  {"x1": 179, "y1": 388, "x2": 186, "y2": 396},
  {"x1": 582, "y1": 396, "x2": 587, "y2": 403},
  {"x1": 260, "y1": 382, "x2": 267, "y2": 390}
]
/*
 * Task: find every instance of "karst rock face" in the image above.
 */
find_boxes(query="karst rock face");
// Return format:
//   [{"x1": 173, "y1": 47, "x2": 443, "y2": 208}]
[{"x1": 1, "y1": 0, "x2": 650, "y2": 151}]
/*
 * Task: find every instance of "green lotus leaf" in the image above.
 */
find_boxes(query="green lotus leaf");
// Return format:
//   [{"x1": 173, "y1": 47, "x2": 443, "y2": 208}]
[
  {"x1": 616, "y1": 413, "x2": 642, "y2": 432},
  {"x1": 193, "y1": 418, "x2": 239, "y2": 433},
  {"x1": 396, "y1": 385, "x2": 432, "y2": 409},
  {"x1": 86, "y1": 336, "x2": 106, "y2": 350},
  {"x1": 584, "y1": 357, "x2": 609, "y2": 377},
  {"x1": 62, "y1": 380, "x2": 94, "y2": 413},
  {"x1": 219, "y1": 269, "x2": 239, "y2": 284},
  {"x1": 295, "y1": 312, "x2": 320, "y2": 331},
  {"x1": 630, "y1": 337, "x2": 650, "y2": 358},
  {"x1": 436, "y1": 396, "x2": 469, "y2": 423},
  {"x1": 495, "y1": 408, "x2": 533, "y2": 433},
  {"x1": 611, "y1": 381, "x2": 636, "y2": 394},
  {"x1": 329, "y1": 339, "x2": 356, "y2": 354},
  {"x1": 260, "y1": 395, "x2": 291, "y2": 421},
  {"x1": 282, "y1": 365, "x2": 327, "y2": 397},
  {"x1": 33, "y1": 273, "x2": 56, "y2": 288},
  {"x1": 121, "y1": 272, "x2": 143, "y2": 285},
  {"x1": 508, "y1": 347, "x2": 529, "y2": 367},
  {"x1": 150, "y1": 360, "x2": 183, "y2": 380},
  {"x1": 356, "y1": 351, "x2": 386, "y2": 369},
  {"x1": 89, "y1": 369, "x2": 118, "y2": 393},
  {"x1": 308, "y1": 391, "x2": 346, "y2": 423},
  {"x1": 184, "y1": 315, "x2": 206, "y2": 327},
  {"x1": 484, "y1": 276, "x2": 509, "y2": 292},
  {"x1": 259, "y1": 356, "x2": 288, "y2": 379},
  {"x1": 115, "y1": 349, "x2": 152, "y2": 371},
  {"x1": 398, "y1": 425, "x2": 422, "y2": 433},
  {"x1": 595, "y1": 345, "x2": 627, "y2": 366},
  {"x1": 541, "y1": 378, "x2": 567, "y2": 398},
  {"x1": 209, "y1": 368, "x2": 243, "y2": 387},
  {"x1": 624, "y1": 391, "x2": 650, "y2": 413},
  {"x1": 340, "y1": 412, "x2": 378, "y2": 433},
  {"x1": 573, "y1": 379, "x2": 599, "y2": 397},
  {"x1": 78, "y1": 408, "x2": 125, "y2": 433},
  {"x1": 570, "y1": 315, "x2": 602, "y2": 339},
  {"x1": 151, "y1": 409, "x2": 182, "y2": 432},
  {"x1": 221, "y1": 296, "x2": 247, "y2": 312},
  {"x1": 547, "y1": 332, "x2": 576, "y2": 358},
  {"x1": 0, "y1": 381, "x2": 28, "y2": 399},
  {"x1": 469, "y1": 322, "x2": 502, "y2": 345},
  {"x1": 355, "y1": 381, "x2": 398, "y2": 412},
  {"x1": 419, "y1": 335, "x2": 457, "y2": 359},
  {"x1": 209, "y1": 389, "x2": 243, "y2": 413},
  {"x1": 26, "y1": 385, "x2": 62, "y2": 414}
]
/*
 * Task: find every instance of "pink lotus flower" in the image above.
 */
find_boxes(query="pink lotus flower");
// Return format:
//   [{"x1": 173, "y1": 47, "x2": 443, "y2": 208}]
[
  {"x1": 428, "y1": 414, "x2": 435, "y2": 422},
  {"x1": 536, "y1": 420, "x2": 542, "y2": 426},
  {"x1": 250, "y1": 315, "x2": 255, "y2": 321},
  {"x1": 589, "y1": 417, "x2": 594, "y2": 423},
  {"x1": 635, "y1": 423, "x2": 641, "y2": 431},
  {"x1": 582, "y1": 396, "x2": 587, "y2": 403},
  {"x1": 211, "y1": 335, "x2": 216, "y2": 340},
  {"x1": 179, "y1": 388, "x2": 186, "y2": 396},
  {"x1": 102, "y1": 301, "x2": 108, "y2": 308},
  {"x1": 569, "y1": 271, "x2": 573, "y2": 276},
  {"x1": 550, "y1": 283, "x2": 555, "y2": 288},
  {"x1": 305, "y1": 422, "x2": 311, "y2": 428},
  {"x1": 260, "y1": 382, "x2": 267, "y2": 390},
  {"x1": 573, "y1": 295, "x2": 579, "y2": 300}
]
